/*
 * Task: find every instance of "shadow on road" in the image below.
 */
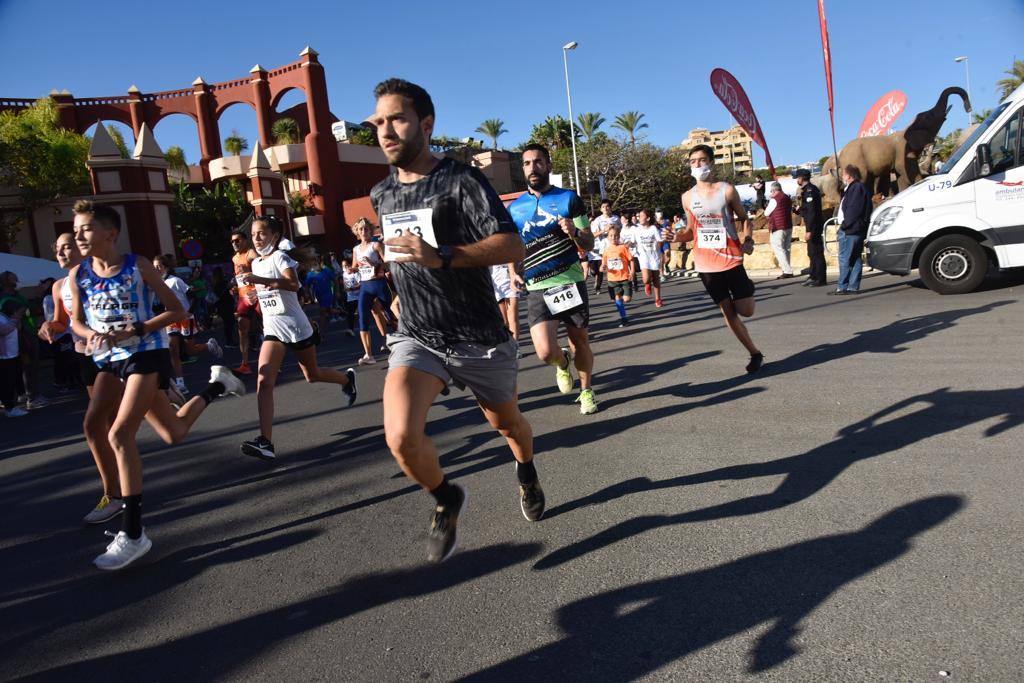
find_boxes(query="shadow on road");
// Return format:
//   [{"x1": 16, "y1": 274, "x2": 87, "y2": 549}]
[
  {"x1": 461, "y1": 496, "x2": 963, "y2": 679},
  {"x1": 536, "y1": 385, "x2": 1021, "y2": 568}
]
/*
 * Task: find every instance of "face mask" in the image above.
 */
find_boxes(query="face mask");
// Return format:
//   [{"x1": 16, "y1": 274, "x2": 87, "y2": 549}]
[
  {"x1": 694, "y1": 164, "x2": 712, "y2": 182},
  {"x1": 255, "y1": 241, "x2": 276, "y2": 256}
]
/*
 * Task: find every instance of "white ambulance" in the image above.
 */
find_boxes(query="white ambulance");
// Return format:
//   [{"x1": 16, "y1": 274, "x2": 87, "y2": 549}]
[{"x1": 866, "y1": 84, "x2": 1024, "y2": 294}]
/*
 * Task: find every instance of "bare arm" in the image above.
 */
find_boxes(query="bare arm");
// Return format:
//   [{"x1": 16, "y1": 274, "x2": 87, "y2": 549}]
[
  {"x1": 385, "y1": 230, "x2": 525, "y2": 269},
  {"x1": 38, "y1": 279, "x2": 67, "y2": 342},
  {"x1": 725, "y1": 185, "x2": 752, "y2": 243},
  {"x1": 674, "y1": 192, "x2": 695, "y2": 243},
  {"x1": 137, "y1": 258, "x2": 188, "y2": 333}
]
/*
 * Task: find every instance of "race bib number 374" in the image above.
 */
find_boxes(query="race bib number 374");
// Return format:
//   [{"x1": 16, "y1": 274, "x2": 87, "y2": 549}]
[
  {"x1": 698, "y1": 226, "x2": 727, "y2": 249},
  {"x1": 383, "y1": 208, "x2": 438, "y2": 262}
]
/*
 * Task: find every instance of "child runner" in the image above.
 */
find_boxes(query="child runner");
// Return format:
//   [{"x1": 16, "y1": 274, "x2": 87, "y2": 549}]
[
  {"x1": 352, "y1": 217, "x2": 392, "y2": 365},
  {"x1": 239, "y1": 216, "x2": 357, "y2": 461},
  {"x1": 303, "y1": 254, "x2": 337, "y2": 342},
  {"x1": 341, "y1": 257, "x2": 361, "y2": 337},
  {"x1": 68, "y1": 200, "x2": 246, "y2": 570},
  {"x1": 601, "y1": 225, "x2": 635, "y2": 327},
  {"x1": 38, "y1": 232, "x2": 122, "y2": 523},
  {"x1": 634, "y1": 209, "x2": 665, "y2": 307}
]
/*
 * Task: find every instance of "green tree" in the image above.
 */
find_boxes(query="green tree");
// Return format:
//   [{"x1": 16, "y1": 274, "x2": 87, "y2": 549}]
[
  {"x1": 224, "y1": 129, "x2": 248, "y2": 156},
  {"x1": 611, "y1": 111, "x2": 649, "y2": 146},
  {"x1": 576, "y1": 112, "x2": 605, "y2": 141},
  {"x1": 527, "y1": 115, "x2": 575, "y2": 151},
  {"x1": 271, "y1": 117, "x2": 300, "y2": 144},
  {"x1": 107, "y1": 125, "x2": 130, "y2": 158},
  {"x1": 164, "y1": 145, "x2": 188, "y2": 180},
  {"x1": 972, "y1": 108, "x2": 993, "y2": 124},
  {"x1": 475, "y1": 118, "x2": 508, "y2": 149},
  {"x1": 349, "y1": 126, "x2": 379, "y2": 146},
  {"x1": 932, "y1": 128, "x2": 964, "y2": 162},
  {"x1": 0, "y1": 98, "x2": 91, "y2": 250},
  {"x1": 287, "y1": 191, "x2": 316, "y2": 218},
  {"x1": 996, "y1": 58, "x2": 1024, "y2": 100},
  {"x1": 171, "y1": 179, "x2": 250, "y2": 262}
]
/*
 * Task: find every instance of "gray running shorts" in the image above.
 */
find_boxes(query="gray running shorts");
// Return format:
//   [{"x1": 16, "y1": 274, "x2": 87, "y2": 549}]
[{"x1": 387, "y1": 333, "x2": 519, "y2": 406}]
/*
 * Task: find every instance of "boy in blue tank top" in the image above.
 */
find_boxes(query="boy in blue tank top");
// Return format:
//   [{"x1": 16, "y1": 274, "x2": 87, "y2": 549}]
[{"x1": 68, "y1": 200, "x2": 246, "y2": 571}]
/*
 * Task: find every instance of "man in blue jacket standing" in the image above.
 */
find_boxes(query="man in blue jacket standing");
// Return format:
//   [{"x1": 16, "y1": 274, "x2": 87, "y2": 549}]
[{"x1": 830, "y1": 165, "x2": 872, "y2": 295}]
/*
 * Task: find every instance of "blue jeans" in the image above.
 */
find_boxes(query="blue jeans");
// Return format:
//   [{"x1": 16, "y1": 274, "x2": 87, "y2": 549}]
[{"x1": 837, "y1": 231, "x2": 864, "y2": 291}]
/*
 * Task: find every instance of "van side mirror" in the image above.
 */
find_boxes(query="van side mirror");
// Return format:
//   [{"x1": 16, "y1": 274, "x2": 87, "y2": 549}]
[{"x1": 976, "y1": 143, "x2": 993, "y2": 177}]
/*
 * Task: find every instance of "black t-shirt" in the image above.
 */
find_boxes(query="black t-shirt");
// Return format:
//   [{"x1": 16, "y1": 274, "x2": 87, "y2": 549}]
[{"x1": 370, "y1": 157, "x2": 516, "y2": 349}]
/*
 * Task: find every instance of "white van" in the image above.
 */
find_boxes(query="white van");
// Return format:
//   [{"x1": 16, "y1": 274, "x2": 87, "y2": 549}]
[{"x1": 866, "y1": 84, "x2": 1024, "y2": 294}]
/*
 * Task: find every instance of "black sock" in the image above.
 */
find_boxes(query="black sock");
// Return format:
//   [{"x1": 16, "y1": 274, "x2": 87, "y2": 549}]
[
  {"x1": 429, "y1": 478, "x2": 461, "y2": 508},
  {"x1": 516, "y1": 460, "x2": 537, "y2": 485},
  {"x1": 122, "y1": 495, "x2": 143, "y2": 539},
  {"x1": 199, "y1": 381, "x2": 225, "y2": 405}
]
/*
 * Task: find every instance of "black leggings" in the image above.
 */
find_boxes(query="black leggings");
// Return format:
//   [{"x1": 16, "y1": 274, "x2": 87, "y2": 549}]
[
  {"x1": 0, "y1": 356, "x2": 23, "y2": 409},
  {"x1": 343, "y1": 300, "x2": 358, "y2": 331}
]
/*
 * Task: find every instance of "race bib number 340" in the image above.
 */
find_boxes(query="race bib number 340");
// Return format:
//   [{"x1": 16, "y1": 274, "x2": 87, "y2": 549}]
[
  {"x1": 383, "y1": 208, "x2": 438, "y2": 262},
  {"x1": 257, "y1": 289, "x2": 285, "y2": 316}
]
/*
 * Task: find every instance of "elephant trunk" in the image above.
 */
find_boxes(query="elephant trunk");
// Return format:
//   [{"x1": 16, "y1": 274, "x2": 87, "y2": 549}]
[{"x1": 933, "y1": 86, "x2": 972, "y2": 117}]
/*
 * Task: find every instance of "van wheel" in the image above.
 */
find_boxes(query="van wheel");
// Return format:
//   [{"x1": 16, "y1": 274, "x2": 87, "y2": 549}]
[{"x1": 918, "y1": 235, "x2": 988, "y2": 294}]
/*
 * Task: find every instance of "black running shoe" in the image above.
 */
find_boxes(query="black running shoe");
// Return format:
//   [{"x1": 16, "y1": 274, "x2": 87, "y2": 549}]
[
  {"x1": 519, "y1": 479, "x2": 546, "y2": 522},
  {"x1": 426, "y1": 484, "x2": 466, "y2": 563},
  {"x1": 311, "y1": 322, "x2": 322, "y2": 346},
  {"x1": 746, "y1": 352, "x2": 764, "y2": 374},
  {"x1": 618, "y1": 318, "x2": 629, "y2": 328},
  {"x1": 342, "y1": 368, "x2": 357, "y2": 407},
  {"x1": 241, "y1": 436, "x2": 276, "y2": 461}
]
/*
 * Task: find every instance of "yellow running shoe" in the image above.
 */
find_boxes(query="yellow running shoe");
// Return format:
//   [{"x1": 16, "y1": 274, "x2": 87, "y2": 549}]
[
  {"x1": 576, "y1": 388, "x2": 598, "y2": 415},
  {"x1": 555, "y1": 346, "x2": 574, "y2": 394}
]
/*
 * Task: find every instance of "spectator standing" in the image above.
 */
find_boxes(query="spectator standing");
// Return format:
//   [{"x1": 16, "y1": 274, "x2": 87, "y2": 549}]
[
  {"x1": 765, "y1": 182, "x2": 795, "y2": 279},
  {"x1": 0, "y1": 299, "x2": 28, "y2": 416},
  {"x1": 0, "y1": 271, "x2": 47, "y2": 408},
  {"x1": 793, "y1": 169, "x2": 826, "y2": 287},
  {"x1": 830, "y1": 165, "x2": 871, "y2": 295},
  {"x1": 211, "y1": 267, "x2": 239, "y2": 346}
]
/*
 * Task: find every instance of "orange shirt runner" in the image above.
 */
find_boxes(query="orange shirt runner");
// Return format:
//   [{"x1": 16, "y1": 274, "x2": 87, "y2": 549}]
[{"x1": 601, "y1": 244, "x2": 634, "y2": 282}]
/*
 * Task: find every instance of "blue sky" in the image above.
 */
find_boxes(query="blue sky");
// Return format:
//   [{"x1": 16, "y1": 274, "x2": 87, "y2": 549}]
[{"x1": 2, "y1": 0, "x2": 1021, "y2": 169}]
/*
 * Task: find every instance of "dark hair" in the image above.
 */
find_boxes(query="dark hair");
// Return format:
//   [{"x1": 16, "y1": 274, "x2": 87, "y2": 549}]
[
  {"x1": 155, "y1": 254, "x2": 175, "y2": 269},
  {"x1": 688, "y1": 144, "x2": 714, "y2": 161},
  {"x1": 373, "y1": 78, "x2": 435, "y2": 121},
  {"x1": 231, "y1": 227, "x2": 249, "y2": 241},
  {"x1": 51, "y1": 231, "x2": 73, "y2": 253},
  {"x1": 600, "y1": 199, "x2": 612, "y2": 207},
  {"x1": 844, "y1": 164, "x2": 862, "y2": 182},
  {"x1": 73, "y1": 199, "x2": 121, "y2": 232},
  {"x1": 522, "y1": 143, "x2": 551, "y2": 162},
  {"x1": 252, "y1": 215, "x2": 284, "y2": 237},
  {"x1": 1, "y1": 298, "x2": 23, "y2": 316}
]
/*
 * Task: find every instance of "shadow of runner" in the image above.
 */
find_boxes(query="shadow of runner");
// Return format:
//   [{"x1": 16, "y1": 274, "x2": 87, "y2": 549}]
[
  {"x1": 8, "y1": 543, "x2": 542, "y2": 681},
  {"x1": 462, "y1": 496, "x2": 963, "y2": 680},
  {"x1": 537, "y1": 386, "x2": 1021, "y2": 567}
]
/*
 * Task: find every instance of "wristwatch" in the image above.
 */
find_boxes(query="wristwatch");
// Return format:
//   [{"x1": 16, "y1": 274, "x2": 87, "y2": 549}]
[
  {"x1": 133, "y1": 321, "x2": 146, "y2": 337},
  {"x1": 438, "y1": 245, "x2": 454, "y2": 270}
]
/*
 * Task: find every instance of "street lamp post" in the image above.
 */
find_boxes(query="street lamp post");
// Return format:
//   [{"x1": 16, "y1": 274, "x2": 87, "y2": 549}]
[
  {"x1": 562, "y1": 41, "x2": 581, "y2": 191},
  {"x1": 954, "y1": 56, "x2": 973, "y2": 126}
]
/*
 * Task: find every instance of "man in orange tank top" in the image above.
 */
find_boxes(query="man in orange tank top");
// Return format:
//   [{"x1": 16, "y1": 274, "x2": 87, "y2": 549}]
[
  {"x1": 675, "y1": 144, "x2": 764, "y2": 373},
  {"x1": 231, "y1": 229, "x2": 260, "y2": 374}
]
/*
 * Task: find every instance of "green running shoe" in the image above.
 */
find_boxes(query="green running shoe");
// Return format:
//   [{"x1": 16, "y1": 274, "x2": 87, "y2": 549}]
[
  {"x1": 576, "y1": 388, "x2": 598, "y2": 415},
  {"x1": 555, "y1": 346, "x2": 574, "y2": 394}
]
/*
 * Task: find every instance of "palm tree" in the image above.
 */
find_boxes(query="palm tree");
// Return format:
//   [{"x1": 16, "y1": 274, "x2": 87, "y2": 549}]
[
  {"x1": 475, "y1": 118, "x2": 508, "y2": 149},
  {"x1": 164, "y1": 145, "x2": 188, "y2": 179},
  {"x1": 272, "y1": 117, "x2": 300, "y2": 144},
  {"x1": 996, "y1": 59, "x2": 1024, "y2": 100},
  {"x1": 612, "y1": 111, "x2": 648, "y2": 145},
  {"x1": 577, "y1": 112, "x2": 605, "y2": 141},
  {"x1": 107, "y1": 125, "x2": 130, "y2": 158},
  {"x1": 971, "y1": 108, "x2": 993, "y2": 124},
  {"x1": 224, "y1": 129, "x2": 248, "y2": 156},
  {"x1": 530, "y1": 116, "x2": 574, "y2": 150}
]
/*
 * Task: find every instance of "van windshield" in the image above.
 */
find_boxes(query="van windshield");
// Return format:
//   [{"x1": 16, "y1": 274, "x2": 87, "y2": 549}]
[{"x1": 943, "y1": 102, "x2": 1011, "y2": 169}]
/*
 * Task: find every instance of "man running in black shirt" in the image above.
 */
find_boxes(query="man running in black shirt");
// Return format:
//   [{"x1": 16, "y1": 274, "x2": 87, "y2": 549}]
[{"x1": 369, "y1": 79, "x2": 544, "y2": 563}]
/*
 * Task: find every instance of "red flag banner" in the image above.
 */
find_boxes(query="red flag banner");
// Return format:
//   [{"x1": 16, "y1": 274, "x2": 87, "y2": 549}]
[
  {"x1": 858, "y1": 90, "x2": 908, "y2": 138},
  {"x1": 818, "y1": 0, "x2": 835, "y2": 130},
  {"x1": 709, "y1": 67, "x2": 776, "y2": 177}
]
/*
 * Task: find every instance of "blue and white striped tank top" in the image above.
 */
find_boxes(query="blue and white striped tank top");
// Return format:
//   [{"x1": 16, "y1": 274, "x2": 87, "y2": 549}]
[{"x1": 76, "y1": 253, "x2": 168, "y2": 364}]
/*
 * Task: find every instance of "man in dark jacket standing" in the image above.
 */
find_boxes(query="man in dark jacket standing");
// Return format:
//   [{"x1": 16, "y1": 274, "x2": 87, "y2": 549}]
[
  {"x1": 830, "y1": 165, "x2": 871, "y2": 295},
  {"x1": 793, "y1": 169, "x2": 826, "y2": 287}
]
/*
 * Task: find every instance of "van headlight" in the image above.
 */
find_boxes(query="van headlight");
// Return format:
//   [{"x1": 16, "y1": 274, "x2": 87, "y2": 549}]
[{"x1": 870, "y1": 206, "x2": 903, "y2": 236}]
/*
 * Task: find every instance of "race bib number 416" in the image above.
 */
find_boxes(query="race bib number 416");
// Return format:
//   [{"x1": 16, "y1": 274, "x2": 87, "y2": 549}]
[
  {"x1": 383, "y1": 208, "x2": 438, "y2": 262},
  {"x1": 543, "y1": 283, "x2": 582, "y2": 315}
]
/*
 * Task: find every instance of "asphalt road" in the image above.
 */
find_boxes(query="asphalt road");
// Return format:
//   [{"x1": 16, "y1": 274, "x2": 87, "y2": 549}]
[{"x1": 3, "y1": 269, "x2": 1023, "y2": 681}]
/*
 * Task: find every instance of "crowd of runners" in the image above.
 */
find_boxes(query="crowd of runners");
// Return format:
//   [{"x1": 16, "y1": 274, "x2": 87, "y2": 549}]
[{"x1": 15, "y1": 78, "x2": 775, "y2": 571}]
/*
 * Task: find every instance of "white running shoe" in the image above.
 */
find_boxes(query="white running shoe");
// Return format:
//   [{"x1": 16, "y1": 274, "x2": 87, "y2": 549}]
[
  {"x1": 83, "y1": 495, "x2": 125, "y2": 525},
  {"x1": 94, "y1": 530, "x2": 152, "y2": 570},
  {"x1": 166, "y1": 382, "x2": 186, "y2": 409},
  {"x1": 358, "y1": 355, "x2": 376, "y2": 365},
  {"x1": 174, "y1": 378, "x2": 190, "y2": 396},
  {"x1": 26, "y1": 396, "x2": 50, "y2": 409},
  {"x1": 209, "y1": 365, "x2": 246, "y2": 397},
  {"x1": 5, "y1": 406, "x2": 28, "y2": 418},
  {"x1": 206, "y1": 338, "x2": 224, "y2": 359}
]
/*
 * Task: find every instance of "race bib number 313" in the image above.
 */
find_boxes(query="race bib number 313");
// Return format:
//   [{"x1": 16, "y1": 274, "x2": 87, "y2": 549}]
[{"x1": 383, "y1": 208, "x2": 438, "y2": 262}]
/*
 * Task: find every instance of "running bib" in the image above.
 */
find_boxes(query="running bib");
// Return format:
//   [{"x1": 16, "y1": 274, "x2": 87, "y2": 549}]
[
  {"x1": 257, "y1": 289, "x2": 285, "y2": 316},
  {"x1": 543, "y1": 283, "x2": 582, "y2": 315},
  {"x1": 382, "y1": 208, "x2": 437, "y2": 262},
  {"x1": 698, "y1": 226, "x2": 727, "y2": 249},
  {"x1": 358, "y1": 265, "x2": 376, "y2": 281},
  {"x1": 235, "y1": 274, "x2": 248, "y2": 287},
  {"x1": 91, "y1": 292, "x2": 141, "y2": 352},
  {"x1": 608, "y1": 258, "x2": 624, "y2": 271}
]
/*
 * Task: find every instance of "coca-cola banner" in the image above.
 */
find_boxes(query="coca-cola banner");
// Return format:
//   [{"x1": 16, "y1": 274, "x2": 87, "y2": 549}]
[
  {"x1": 858, "y1": 90, "x2": 908, "y2": 138},
  {"x1": 709, "y1": 68, "x2": 776, "y2": 177}
]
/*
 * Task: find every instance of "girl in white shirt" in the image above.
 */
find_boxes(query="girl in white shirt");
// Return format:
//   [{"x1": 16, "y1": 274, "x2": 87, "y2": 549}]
[{"x1": 238, "y1": 217, "x2": 357, "y2": 460}]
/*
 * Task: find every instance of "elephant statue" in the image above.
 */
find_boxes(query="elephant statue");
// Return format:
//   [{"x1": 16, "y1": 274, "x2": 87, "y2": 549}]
[{"x1": 814, "y1": 86, "x2": 972, "y2": 206}]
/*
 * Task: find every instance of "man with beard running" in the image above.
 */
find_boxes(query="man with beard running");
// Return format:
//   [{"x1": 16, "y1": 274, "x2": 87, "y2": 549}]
[
  {"x1": 368, "y1": 78, "x2": 543, "y2": 564},
  {"x1": 508, "y1": 144, "x2": 598, "y2": 415}
]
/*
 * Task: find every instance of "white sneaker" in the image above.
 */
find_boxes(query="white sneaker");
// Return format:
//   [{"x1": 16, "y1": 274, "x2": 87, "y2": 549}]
[
  {"x1": 94, "y1": 530, "x2": 152, "y2": 570},
  {"x1": 209, "y1": 365, "x2": 246, "y2": 397},
  {"x1": 5, "y1": 406, "x2": 28, "y2": 417},
  {"x1": 358, "y1": 355, "x2": 376, "y2": 365},
  {"x1": 206, "y1": 338, "x2": 224, "y2": 359},
  {"x1": 26, "y1": 396, "x2": 50, "y2": 409},
  {"x1": 174, "y1": 378, "x2": 190, "y2": 396},
  {"x1": 166, "y1": 382, "x2": 186, "y2": 409}
]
